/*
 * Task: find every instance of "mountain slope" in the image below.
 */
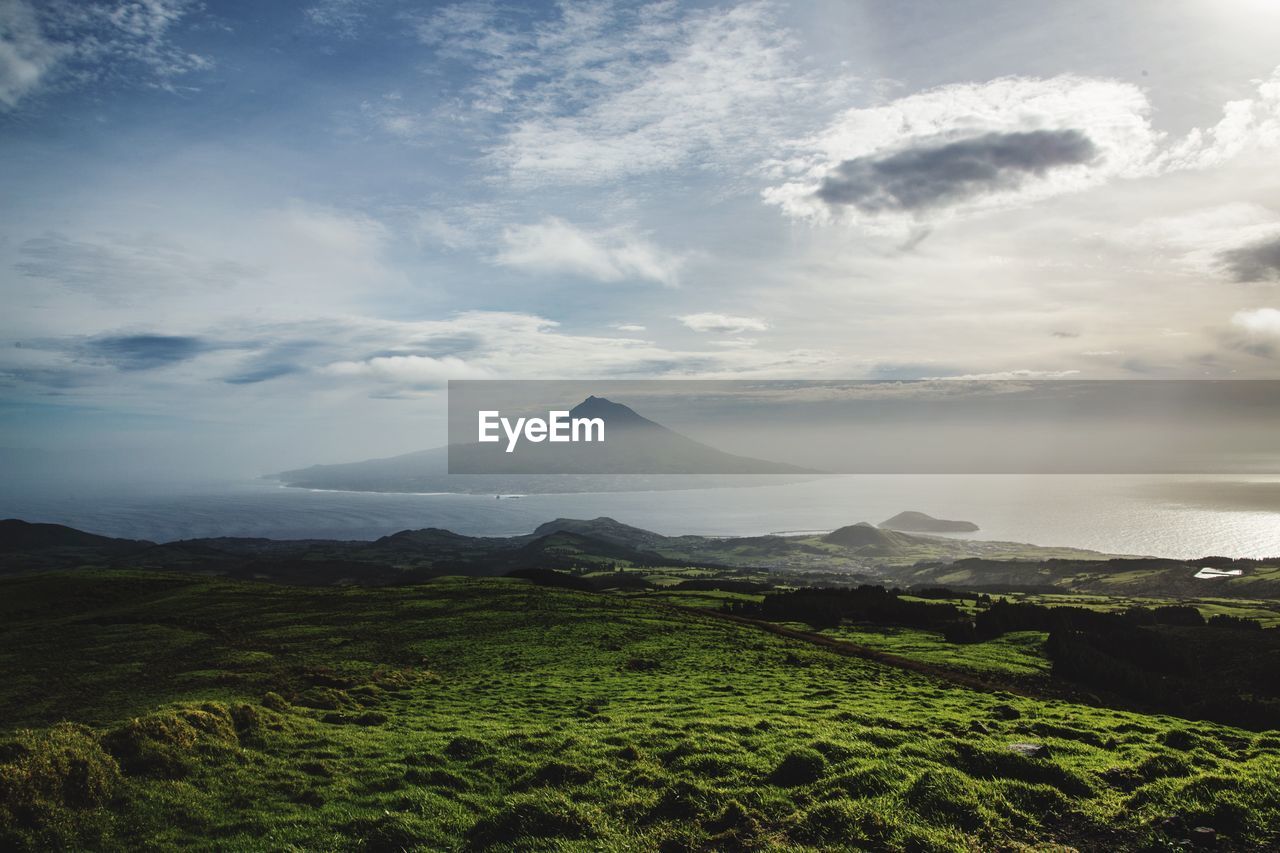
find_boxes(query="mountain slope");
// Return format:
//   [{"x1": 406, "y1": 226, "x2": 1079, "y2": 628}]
[
  {"x1": 277, "y1": 396, "x2": 814, "y2": 491},
  {"x1": 275, "y1": 447, "x2": 449, "y2": 493},
  {"x1": 450, "y1": 395, "x2": 815, "y2": 475},
  {"x1": 528, "y1": 516, "x2": 670, "y2": 550},
  {"x1": 0, "y1": 519, "x2": 150, "y2": 553},
  {"x1": 0, "y1": 519, "x2": 153, "y2": 572},
  {"x1": 822, "y1": 522, "x2": 922, "y2": 554}
]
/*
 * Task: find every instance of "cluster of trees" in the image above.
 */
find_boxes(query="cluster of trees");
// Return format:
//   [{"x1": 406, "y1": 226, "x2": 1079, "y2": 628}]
[
  {"x1": 941, "y1": 600, "x2": 1221, "y2": 643},
  {"x1": 943, "y1": 602, "x2": 1280, "y2": 726},
  {"x1": 911, "y1": 588, "x2": 990, "y2": 602},
  {"x1": 1046, "y1": 620, "x2": 1280, "y2": 729},
  {"x1": 674, "y1": 578, "x2": 771, "y2": 594},
  {"x1": 723, "y1": 585, "x2": 960, "y2": 629},
  {"x1": 1207, "y1": 613, "x2": 1264, "y2": 631},
  {"x1": 725, "y1": 586, "x2": 1278, "y2": 728}
]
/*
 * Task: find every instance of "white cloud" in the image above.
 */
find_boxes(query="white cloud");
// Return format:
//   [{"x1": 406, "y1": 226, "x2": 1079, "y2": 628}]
[
  {"x1": 15, "y1": 231, "x2": 254, "y2": 303},
  {"x1": 1124, "y1": 203, "x2": 1280, "y2": 250},
  {"x1": 6, "y1": 201, "x2": 404, "y2": 330},
  {"x1": 678, "y1": 313, "x2": 768, "y2": 334},
  {"x1": 0, "y1": 0, "x2": 211, "y2": 109},
  {"x1": 414, "y1": 210, "x2": 474, "y2": 251},
  {"x1": 417, "y1": 0, "x2": 853, "y2": 186},
  {"x1": 2, "y1": 308, "x2": 837, "y2": 407},
  {"x1": 234, "y1": 203, "x2": 410, "y2": 316},
  {"x1": 1231, "y1": 307, "x2": 1280, "y2": 337},
  {"x1": 926, "y1": 369, "x2": 1081, "y2": 380},
  {"x1": 612, "y1": 324, "x2": 646, "y2": 333},
  {"x1": 323, "y1": 354, "x2": 491, "y2": 388},
  {"x1": 1159, "y1": 67, "x2": 1280, "y2": 171},
  {"x1": 287, "y1": 311, "x2": 832, "y2": 394},
  {"x1": 305, "y1": 0, "x2": 371, "y2": 38},
  {"x1": 495, "y1": 217, "x2": 683, "y2": 287},
  {"x1": 0, "y1": 0, "x2": 68, "y2": 108},
  {"x1": 270, "y1": 203, "x2": 388, "y2": 256},
  {"x1": 357, "y1": 92, "x2": 438, "y2": 142},
  {"x1": 1110, "y1": 203, "x2": 1280, "y2": 280},
  {"x1": 1221, "y1": 307, "x2": 1280, "y2": 359}
]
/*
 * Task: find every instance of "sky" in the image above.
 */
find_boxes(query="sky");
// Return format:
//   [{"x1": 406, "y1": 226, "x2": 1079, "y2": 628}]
[{"x1": 1, "y1": 0, "x2": 1280, "y2": 480}]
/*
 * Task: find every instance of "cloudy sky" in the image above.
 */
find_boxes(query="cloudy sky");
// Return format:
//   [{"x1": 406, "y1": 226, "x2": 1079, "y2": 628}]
[{"x1": 2, "y1": 0, "x2": 1279, "y2": 478}]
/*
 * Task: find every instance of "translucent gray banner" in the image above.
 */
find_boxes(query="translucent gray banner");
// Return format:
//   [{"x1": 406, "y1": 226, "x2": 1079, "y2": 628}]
[{"x1": 447, "y1": 380, "x2": 1280, "y2": 474}]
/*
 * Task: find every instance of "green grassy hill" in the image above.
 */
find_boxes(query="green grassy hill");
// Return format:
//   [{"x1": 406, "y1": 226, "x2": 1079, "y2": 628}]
[{"x1": 2, "y1": 572, "x2": 1278, "y2": 850}]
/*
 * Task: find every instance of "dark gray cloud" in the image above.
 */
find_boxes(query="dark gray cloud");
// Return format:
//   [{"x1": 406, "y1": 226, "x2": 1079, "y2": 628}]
[
  {"x1": 223, "y1": 342, "x2": 319, "y2": 385},
  {"x1": 86, "y1": 335, "x2": 209, "y2": 370},
  {"x1": 0, "y1": 366, "x2": 86, "y2": 389},
  {"x1": 15, "y1": 331, "x2": 309, "y2": 382},
  {"x1": 897, "y1": 227, "x2": 932, "y2": 252},
  {"x1": 1221, "y1": 335, "x2": 1276, "y2": 360},
  {"x1": 1120, "y1": 357, "x2": 1160, "y2": 374},
  {"x1": 815, "y1": 129, "x2": 1098, "y2": 213},
  {"x1": 1218, "y1": 236, "x2": 1280, "y2": 283},
  {"x1": 17, "y1": 235, "x2": 145, "y2": 296},
  {"x1": 224, "y1": 363, "x2": 303, "y2": 385},
  {"x1": 610, "y1": 357, "x2": 723, "y2": 376},
  {"x1": 362, "y1": 334, "x2": 487, "y2": 362}
]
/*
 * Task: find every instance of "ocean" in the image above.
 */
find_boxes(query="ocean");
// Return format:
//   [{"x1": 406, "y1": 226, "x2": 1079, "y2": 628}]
[{"x1": 2, "y1": 474, "x2": 1278, "y2": 559}]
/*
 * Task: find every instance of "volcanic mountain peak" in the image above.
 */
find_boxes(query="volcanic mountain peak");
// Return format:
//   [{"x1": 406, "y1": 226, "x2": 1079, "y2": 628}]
[{"x1": 568, "y1": 395, "x2": 655, "y2": 427}]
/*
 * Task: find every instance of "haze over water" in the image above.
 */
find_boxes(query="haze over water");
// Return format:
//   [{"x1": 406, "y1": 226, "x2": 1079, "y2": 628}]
[{"x1": 4, "y1": 474, "x2": 1278, "y2": 559}]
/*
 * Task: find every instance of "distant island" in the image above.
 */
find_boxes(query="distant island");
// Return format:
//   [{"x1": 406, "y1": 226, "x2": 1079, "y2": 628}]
[
  {"x1": 274, "y1": 396, "x2": 817, "y2": 493},
  {"x1": 879, "y1": 511, "x2": 979, "y2": 533}
]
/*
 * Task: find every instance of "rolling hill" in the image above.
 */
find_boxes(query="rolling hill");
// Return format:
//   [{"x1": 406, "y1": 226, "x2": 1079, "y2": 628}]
[{"x1": 8, "y1": 514, "x2": 1272, "y2": 600}]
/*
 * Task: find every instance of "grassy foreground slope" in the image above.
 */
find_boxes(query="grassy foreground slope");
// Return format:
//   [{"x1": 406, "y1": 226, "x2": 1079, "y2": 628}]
[{"x1": 1, "y1": 573, "x2": 1278, "y2": 851}]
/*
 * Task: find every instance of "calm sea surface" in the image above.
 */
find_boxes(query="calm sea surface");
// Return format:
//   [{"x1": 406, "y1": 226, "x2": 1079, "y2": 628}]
[{"x1": 3, "y1": 474, "x2": 1279, "y2": 559}]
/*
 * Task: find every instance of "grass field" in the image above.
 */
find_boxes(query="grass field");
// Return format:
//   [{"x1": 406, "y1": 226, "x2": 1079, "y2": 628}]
[
  {"x1": 819, "y1": 626, "x2": 1053, "y2": 680},
  {"x1": 2, "y1": 571, "x2": 1279, "y2": 851}
]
